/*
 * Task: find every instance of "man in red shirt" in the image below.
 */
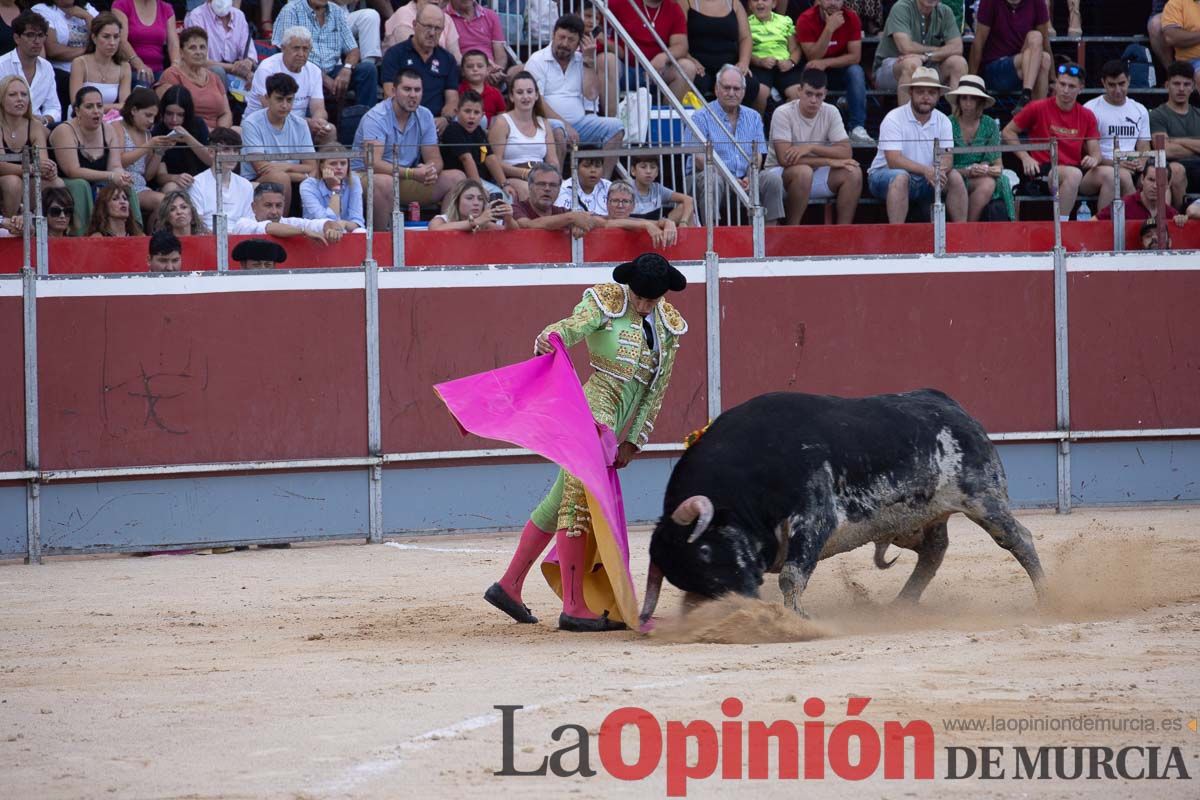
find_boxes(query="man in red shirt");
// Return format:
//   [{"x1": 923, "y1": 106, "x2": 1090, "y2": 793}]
[
  {"x1": 607, "y1": 0, "x2": 699, "y2": 99},
  {"x1": 795, "y1": 0, "x2": 870, "y2": 143},
  {"x1": 1002, "y1": 62, "x2": 1113, "y2": 219},
  {"x1": 1096, "y1": 162, "x2": 1178, "y2": 221}
]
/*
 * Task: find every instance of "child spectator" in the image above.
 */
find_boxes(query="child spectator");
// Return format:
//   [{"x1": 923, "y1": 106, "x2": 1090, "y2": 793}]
[
  {"x1": 747, "y1": 0, "x2": 803, "y2": 102},
  {"x1": 440, "y1": 89, "x2": 510, "y2": 196},
  {"x1": 628, "y1": 153, "x2": 695, "y2": 224},
  {"x1": 459, "y1": 49, "x2": 504, "y2": 123},
  {"x1": 556, "y1": 149, "x2": 609, "y2": 214}
]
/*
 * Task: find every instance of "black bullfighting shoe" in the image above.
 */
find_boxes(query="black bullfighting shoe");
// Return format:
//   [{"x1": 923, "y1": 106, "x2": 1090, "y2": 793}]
[
  {"x1": 558, "y1": 610, "x2": 627, "y2": 632},
  {"x1": 484, "y1": 582, "x2": 538, "y2": 624}
]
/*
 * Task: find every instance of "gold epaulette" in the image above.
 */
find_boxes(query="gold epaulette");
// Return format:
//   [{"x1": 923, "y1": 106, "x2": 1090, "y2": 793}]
[
  {"x1": 584, "y1": 283, "x2": 628, "y2": 318},
  {"x1": 658, "y1": 300, "x2": 687, "y2": 335}
]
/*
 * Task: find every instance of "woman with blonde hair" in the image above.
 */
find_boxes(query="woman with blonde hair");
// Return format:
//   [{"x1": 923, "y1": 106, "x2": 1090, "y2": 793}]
[
  {"x1": 0, "y1": 75, "x2": 64, "y2": 216},
  {"x1": 428, "y1": 178, "x2": 516, "y2": 231},
  {"x1": 86, "y1": 181, "x2": 142, "y2": 236},
  {"x1": 68, "y1": 12, "x2": 130, "y2": 117},
  {"x1": 488, "y1": 71, "x2": 557, "y2": 202},
  {"x1": 152, "y1": 189, "x2": 208, "y2": 237}
]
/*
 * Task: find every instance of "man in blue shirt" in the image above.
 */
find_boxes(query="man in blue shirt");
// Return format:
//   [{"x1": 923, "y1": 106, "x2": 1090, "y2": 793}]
[
  {"x1": 352, "y1": 69, "x2": 466, "y2": 229},
  {"x1": 380, "y1": 3, "x2": 460, "y2": 133},
  {"x1": 684, "y1": 65, "x2": 785, "y2": 225},
  {"x1": 272, "y1": 0, "x2": 378, "y2": 109}
]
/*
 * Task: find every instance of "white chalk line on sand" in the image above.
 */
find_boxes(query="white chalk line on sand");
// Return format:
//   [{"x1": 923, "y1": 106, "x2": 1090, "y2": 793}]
[
  {"x1": 316, "y1": 673, "x2": 730, "y2": 794},
  {"x1": 383, "y1": 542, "x2": 510, "y2": 555}
]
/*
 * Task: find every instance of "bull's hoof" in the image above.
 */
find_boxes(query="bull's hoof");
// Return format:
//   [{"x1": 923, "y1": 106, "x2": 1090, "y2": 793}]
[
  {"x1": 484, "y1": 582, "x2": 538, "y2": 624},
  {"x1": 558, "y1": 611, "x2": 627, "y2": 632}
]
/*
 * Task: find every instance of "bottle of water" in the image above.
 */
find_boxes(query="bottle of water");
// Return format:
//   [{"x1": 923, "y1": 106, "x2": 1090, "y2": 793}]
[{"x1": 1077, "y1": 201, "x2": 1092, "y2": 222}]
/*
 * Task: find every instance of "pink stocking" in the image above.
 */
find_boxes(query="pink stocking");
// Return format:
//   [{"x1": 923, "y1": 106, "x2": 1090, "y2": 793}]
[
  {"x1": 556, "y1": 528, "x2": 598, "y2": 619},
  {"x1": 497, "y1": 520, "x2": 553, "y2": 603}
]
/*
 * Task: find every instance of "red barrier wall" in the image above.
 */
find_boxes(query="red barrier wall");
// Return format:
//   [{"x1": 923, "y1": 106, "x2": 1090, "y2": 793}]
[
  {"x1": 719, "y1": 272, "x2": 1058, "y2": 433},
  {"x1": 36, "y1": 291, "x2": 367, "y2": 469},
  {"x1": 4, "y1": 256, "x2": 1195, "y2": 474},
  {"x1": 5, "y1": 221, "x2": 1199, "y2": 275},
  {"x1": 0, "y1": 296, "x2": 24, "y2": 471},
  {"x1": 1068, "y1": 270, "x2": 1200, "y2": 430},
  {"x1": 378, "y1": 283, "x2": 709, "y2": 454}
]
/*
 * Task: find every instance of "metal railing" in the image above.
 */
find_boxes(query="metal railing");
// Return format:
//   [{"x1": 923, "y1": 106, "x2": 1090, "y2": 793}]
[
  {"x1": 933, "y1": 140, "x2": 1061, "y2": 255},
  {"x1": 212, "y1": 146, "x2": 372, "y2": 271}
]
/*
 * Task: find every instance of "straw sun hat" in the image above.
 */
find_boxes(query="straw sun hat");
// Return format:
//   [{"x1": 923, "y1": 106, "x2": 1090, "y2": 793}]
[
  {"x1": 900, "y1": 66, "x2": 949, "y2": 91},
  {"x1": 946, "y1": 75, "x2": 997, "y2": 110}
]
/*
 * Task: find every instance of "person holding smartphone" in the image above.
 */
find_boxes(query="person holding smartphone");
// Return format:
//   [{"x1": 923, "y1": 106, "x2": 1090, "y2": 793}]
[{"x1": 428, "y1": 178, "x2": 517, "y2": 231}]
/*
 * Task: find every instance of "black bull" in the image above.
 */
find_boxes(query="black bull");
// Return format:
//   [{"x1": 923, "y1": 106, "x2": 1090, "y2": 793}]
[{"x1": 640, "y1": 390, "x2": 1047, "y2": 625}]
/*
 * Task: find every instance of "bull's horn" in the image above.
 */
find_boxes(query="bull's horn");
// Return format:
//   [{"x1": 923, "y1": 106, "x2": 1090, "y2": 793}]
[
  {"x1": 671, "y1": 495, "x2": 714, "y2": 543},
  {"x1": 638, "y1": 561, "x2": 664, "y2": 630}
]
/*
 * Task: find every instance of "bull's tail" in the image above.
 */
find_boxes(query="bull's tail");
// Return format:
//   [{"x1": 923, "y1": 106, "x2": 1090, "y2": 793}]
[{"x1": 874, "y1": 541, "x2": 899, "y2": 570}]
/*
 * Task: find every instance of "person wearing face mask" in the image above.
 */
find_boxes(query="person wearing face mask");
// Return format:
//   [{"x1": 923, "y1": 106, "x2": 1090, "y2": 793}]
[{"x1": 183, "y1": 0, "x2": 257, "y2": 92}]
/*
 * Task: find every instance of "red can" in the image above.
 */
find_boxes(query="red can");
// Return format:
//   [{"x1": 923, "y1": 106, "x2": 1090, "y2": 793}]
[{"x1": 408, "y1": 201, "x2": 420, "y2": 222}]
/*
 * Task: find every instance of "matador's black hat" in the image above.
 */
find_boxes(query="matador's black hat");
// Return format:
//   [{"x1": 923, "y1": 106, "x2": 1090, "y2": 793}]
[
  {"x1": 612, "y1": 253, "x2": 686, "y2": 299},
  {"x1": 231, "y1": 239, "x2": 288, "y2": 266}
]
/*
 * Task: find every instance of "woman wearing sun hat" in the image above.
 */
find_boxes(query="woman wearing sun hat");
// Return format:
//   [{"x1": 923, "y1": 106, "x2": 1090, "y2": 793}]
[
  {"x1": 947, "y1": 74, "x2": 1015, "y2": 222},
  {"x1": 484, "y1": 253, "x2": 688, "y2": 632}
]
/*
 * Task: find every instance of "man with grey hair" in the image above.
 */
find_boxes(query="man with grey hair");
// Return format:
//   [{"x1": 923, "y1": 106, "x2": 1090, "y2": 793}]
[
  {"x1": 682, "y1": 63, "x2": 785, "y2": 225},
  {"x1": 271, "y1": 0, "x2": 379, "y2": 109},
  {"x1": 602, "y1": 180, "x2": 678, "y2": 248},
  {"x1": 512, "y1": 162, "x2": 603, "y2": 238},
  {"x1": 246, "y1": 26, "x2": 336, "y2": 144}
]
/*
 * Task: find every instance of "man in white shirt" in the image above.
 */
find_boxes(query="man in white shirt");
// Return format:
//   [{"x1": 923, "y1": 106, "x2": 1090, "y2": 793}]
[
  {"x1": 1084, "y1": 59, "x2": 1151, "y2": 200},
  {"x1": 0, "y1": 12, "x2": 62, "y2": 124},
  {"x1": 767, "y1": 68, "x2": 863, "y2": 224},
  {"x1": 231, "y1": 182, "x2": 342, "y2": 241},
  {"x1": 867, "y1": 66, "x2": 966, "y2": 223},
  {"x1": 245, "y1": 26, "x2": 336, "y2": 145},
  {"x1": 524, "y1": 14, "x2": 623, "y2": 173},
  {"x1": 189, "y1": 127, "x2": 255, "y2": 228}
]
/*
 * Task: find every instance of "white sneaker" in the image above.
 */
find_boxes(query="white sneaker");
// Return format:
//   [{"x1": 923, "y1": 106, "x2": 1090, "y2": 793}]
[{"x1": 849, "y1": 126, "x2": 873, "y2": 144}]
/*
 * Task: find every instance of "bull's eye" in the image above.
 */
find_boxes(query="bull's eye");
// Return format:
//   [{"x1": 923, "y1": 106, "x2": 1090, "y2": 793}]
[{"x1": 698, "y1": 544, "x2": 712, "y2": 561}]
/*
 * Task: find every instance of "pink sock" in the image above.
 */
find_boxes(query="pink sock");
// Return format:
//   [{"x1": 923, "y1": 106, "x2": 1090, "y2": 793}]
[
  {"x1": 497, "y1": 520, "x2": 553, "y2": 603},
  {"x1": 556, "y1": 528, "x2": 599, "y2": 619}
]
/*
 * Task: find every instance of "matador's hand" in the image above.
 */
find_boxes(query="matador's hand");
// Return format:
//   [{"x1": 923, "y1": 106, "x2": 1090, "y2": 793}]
[{"x1": 614, "y1": 441, "x2": 638, "y2": 469}]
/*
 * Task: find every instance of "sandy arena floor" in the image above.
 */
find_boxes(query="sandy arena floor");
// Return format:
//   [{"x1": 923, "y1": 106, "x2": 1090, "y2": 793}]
[{"x1": 2, "y1": 506, "x2": 1199, "y2": 799}]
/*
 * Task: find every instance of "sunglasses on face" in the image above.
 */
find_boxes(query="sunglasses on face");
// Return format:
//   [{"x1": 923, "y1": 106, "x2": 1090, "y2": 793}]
[
  {"x1": 47, "y1": 206, "x2": 73, "y2": 217},
  {"x1": 1057, "y1": 64, "x2": 1082, "y2": 77}
]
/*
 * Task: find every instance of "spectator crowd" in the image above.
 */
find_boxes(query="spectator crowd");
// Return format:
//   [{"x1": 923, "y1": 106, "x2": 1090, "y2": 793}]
[{"x1": 0, "y1": 0, "x2": 1192, "y2": 262}]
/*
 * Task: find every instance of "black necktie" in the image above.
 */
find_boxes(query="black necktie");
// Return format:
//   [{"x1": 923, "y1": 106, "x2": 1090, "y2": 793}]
[{"x1": 642, "y1": 317, "x2": 654, "y2": 349}]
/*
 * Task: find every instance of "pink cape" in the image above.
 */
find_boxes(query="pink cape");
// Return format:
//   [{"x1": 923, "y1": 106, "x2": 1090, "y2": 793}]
[{"x1": 433, "y1": 335, "x2": 639, "y2": 626}]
